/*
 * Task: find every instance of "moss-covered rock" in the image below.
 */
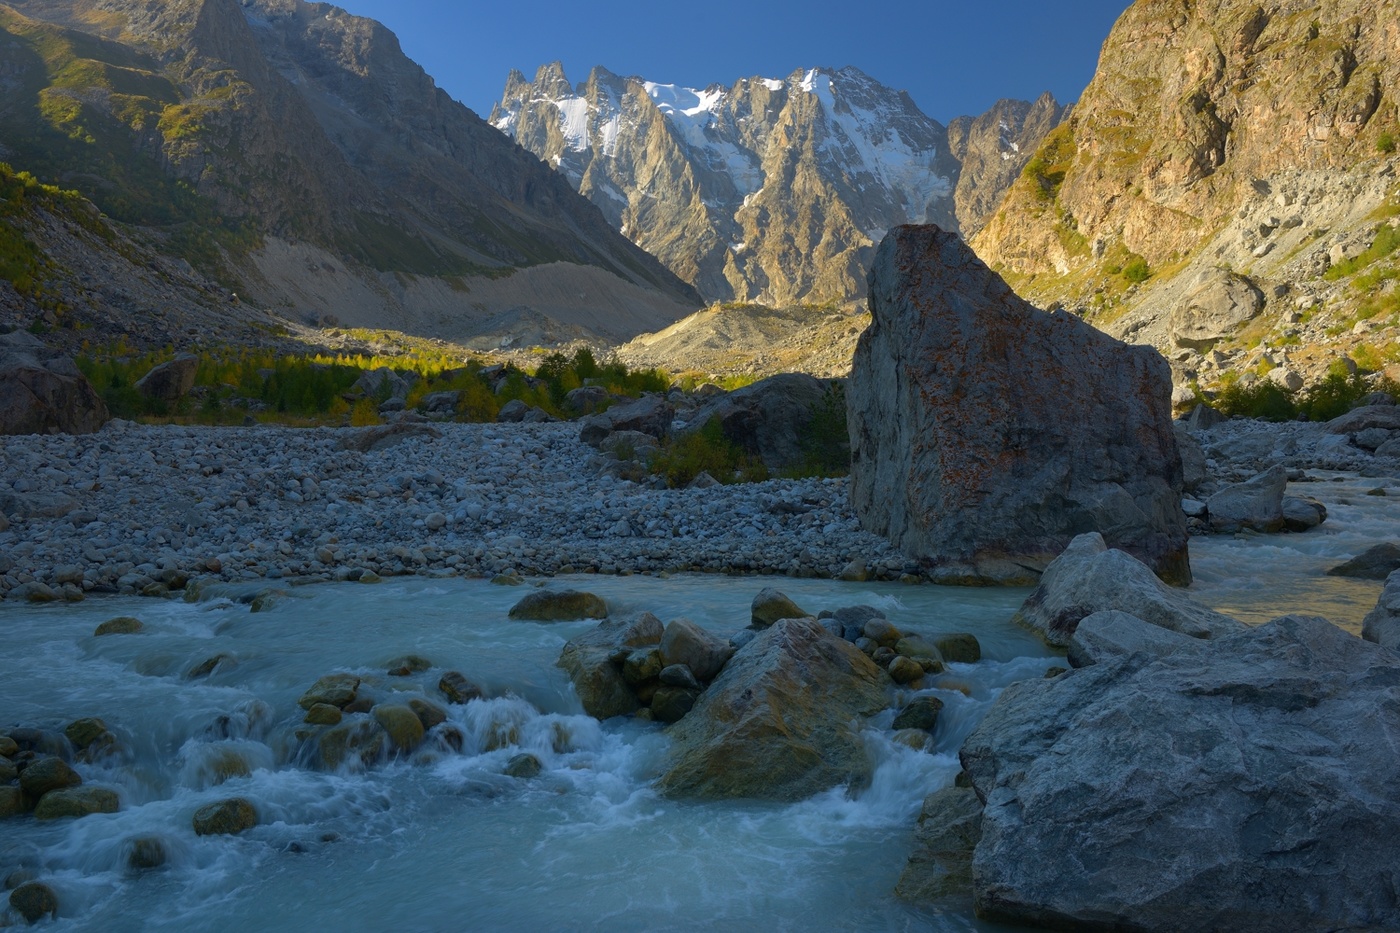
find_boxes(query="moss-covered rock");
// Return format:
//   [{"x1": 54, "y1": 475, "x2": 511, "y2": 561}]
[
  {"x1": 372, "y1": 705, "x2": 424, "y2": 754},
  {"x1": 9, "y1": 881, "x2": 58, "y2": 923},
  {"x1": 297, "y1": 673, "x2": 361, "y2": 710}
]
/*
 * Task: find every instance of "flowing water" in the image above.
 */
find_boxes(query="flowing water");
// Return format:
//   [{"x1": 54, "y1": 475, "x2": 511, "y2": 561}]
[{"x1": 1, "y1": 475, "x2": 1393, "y2": 932}]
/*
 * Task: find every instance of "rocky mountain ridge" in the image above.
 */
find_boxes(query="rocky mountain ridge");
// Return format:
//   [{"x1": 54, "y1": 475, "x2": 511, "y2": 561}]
[
  {"x1": 492, "y1": 63, "x2": 1062, "y2": 306},
  {"x1": 973, "y1": 0, "x2": 1400, "y2": 392},
  {"x1": 0, "y1": 0, "x2": 699, "y2": 349}
]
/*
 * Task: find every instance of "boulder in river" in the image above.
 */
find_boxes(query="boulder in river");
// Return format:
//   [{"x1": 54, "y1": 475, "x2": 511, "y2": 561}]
[
  {"x1": 894, "y1": 785, "x2": 983, "y2": 903},
  {"x1": 18, "y1": 757, "x2": 81, "y2": 798},
  {"x1": 8, "y1": 881, "x2": 58, "y2": 924},
  {"x1": 960, "y1": 615, "x2": 1400, "y2": 932},
  {"x1": 1206, "y1": 465, "x2": 1286, "y2": 533},
  {"x1": 94, "y1": 616, "x2": 143, "y2": 636},
  {"x1": 659, "y1": 619, "x2": 733, "y2": 682},
  {"x1": 750, "y1": 588, "x2": 809, "y2": 628},
  {"x1": 557, "y1": 612, "x2": 664, "y2": 719},
  {"x1": 657, "y1": 618, "x2": 889, "y2": 800},
  {"x1": 438, "y1": 671, "x2": 484, "y2": 705},
  {"x1": 372, "y1": 705, "x2": 425, "y2": 754},
  {"x1": 1363, "y1": 569, "x2": 1400, "y2": 651},
  {"x1": 847, "y1": 226, "x2": 1190, "y2": 586},
  {"x1": 1010, "y1": 533, "x2": 1244, "y2": 648},
  {"x1": 0, "y1": 330, "x2": 110, "y2": 435},
  {"x1": 1065, "y1": 610, "x2": 1204, "y2": 668},
  {"x1": 508, "y1": 589, "x2": 608, "y2": 622},
  {"x1": 34, "y1": 786, "x2": 119, "y2": 820},
  {"x1": 192, "y1": 797, "x2": 258, "y2": 836},
  {"x1": 297, "y1": 673, "x2": 360, "y2": 710},
  {"x1": 1327, "y1": 542, "x2": 1400, "y2": 580}
]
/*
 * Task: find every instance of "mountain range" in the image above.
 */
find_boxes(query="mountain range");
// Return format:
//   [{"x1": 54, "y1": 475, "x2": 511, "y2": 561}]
[
  {"x1": 492, "y1": 64, "x2": 1062, "y2": 305},
  {"x1": 0, "y1": 0, "x2": 698, "y2": 349}
]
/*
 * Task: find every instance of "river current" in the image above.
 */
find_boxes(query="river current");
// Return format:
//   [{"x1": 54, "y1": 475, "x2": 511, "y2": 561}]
[{"x1": 1, "y1": 474, "x2": 1392, "y2": 931}]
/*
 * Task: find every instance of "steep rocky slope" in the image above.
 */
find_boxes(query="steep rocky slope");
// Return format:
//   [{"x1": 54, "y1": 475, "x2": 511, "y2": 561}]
[
  {"x1": 0, "y1": 0, "x2": 698, "y2": 348},
  {"x1": 974, "y1": 0, "x2": 1400, "y2": 391},
  {"x1": 492, "y1": 64, "x2": 1061, "y2": 306}
]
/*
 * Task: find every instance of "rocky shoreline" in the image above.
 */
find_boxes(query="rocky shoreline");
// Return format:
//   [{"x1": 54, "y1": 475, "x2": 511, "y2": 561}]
[{"x1": 0, "y1": 420, "x2": 906, "y2": 602}]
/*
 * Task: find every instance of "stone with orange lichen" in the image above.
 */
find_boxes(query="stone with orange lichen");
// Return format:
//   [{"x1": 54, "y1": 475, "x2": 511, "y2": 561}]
[{"x1": 848, "y1": 225, "x2": 1189, "y2": 585}]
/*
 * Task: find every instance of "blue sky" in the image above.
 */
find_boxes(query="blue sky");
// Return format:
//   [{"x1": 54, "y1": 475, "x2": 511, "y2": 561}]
[{"x1": 333, "y1": 0, "x2": 1129, "y2": 123}]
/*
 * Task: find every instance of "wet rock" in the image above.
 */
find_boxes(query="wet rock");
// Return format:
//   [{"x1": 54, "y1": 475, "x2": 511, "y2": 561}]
[
  {"x1": 658, "y1": 664, "x2": 700, "y2": 690},
  {"x1": 186, "y1": 654, "x2": 233, "y2": 679},
  {"x1": 887, "y1": 656, "x2": 925, "y2": 684},
  {"x1": 126, "y1": 837, "x2": 167, "y2": 871},
  {"x1": 0, "y1": 735, "x2": 17, "y2": 757},
  {"x1": 1326, "y1": 543, "x2": 1400, "y2": 580},
  {"x1": 94, "y1": 616, "x2": 143, "y2": 636},
  {"x1": 962, "y1": 616, "x2": 1400, "y2": 932},
  {"x1": 318, "y1": 719, "x2": 387, "y2": 771},
  {"x1": 750, "y1": 588, "x2": 809, "y2": 628},
  {"x1": 1280, "y1": 495, "x2": 1327, "y2": 532},
  {"x1": 1207, "y1": 465, "x2": 1287, "y2": 533},
  {"x1": 135, "y1": 354, "x2": 198, "y2": 404},
  {"x1": 18, "y1": 757, "x2": 81, "y2": 798},
  {"x1": 1065, "y1": 610, "x2": 1204, "y2": 668},
  {"x1": 891, "y1": 729, "x2": 932, "y2": 751},
  {"x1": 863, "y1": 618, "x2": 902, "y2": 647},
  {"x1": 438, "y1": 671, "x2": 484, "y2": 705},
  {"x1": 659, "y1": 618, "x2": 734, "y2": 682},
  {"x1": 621, "y1": 646, "x2": 664, "y2": 685},
  {"x1": 837, "y1": 559, "x2": 870, "y2": 582},
  {"x1": 1010, "y1": 533, "x2": 1245, "y2": 648},
  {"x1": 297, "y1": 673, "x2": 361, "y2": 710},
  {"x1": 895, "y1": 785, "x2": 983, "y2": 902},
  {"x1": 8, "y1": 881, "x2": 58, "y2": 924},
  {"x1": 0, "y1": 785, "x2": 23, "y2": 819},
  {"x1": 658, "y1": 618, "x2": 889, "y2": 800},
  {"x1": 557, "y1": 612, "x2": 664, "y2": 720},
  {"x1": 387, "y1": 655, "x2": 431, "y2": 676},
  {"x1": 407, "y1": 698, "x2": 448, "y2": 731},
  {"x1": 848, "y1": 226, "x2": 1190, "y2": 585},
  {"x1": 892, "y1": 636, "x2": 946, "y2": 670},
  {"x1": 372, "y1": 705, "x2": 425, "y2": 754},
  {"x1": 931, "y1": 633, "x2": 981, "y2": 664},
  {"x1": 63, "y1": 718, "x2": 109, "y2": 751},
  {"x1": 1362, "y1": 570, "x2": 1400, "y2": 651},
  {"x1": 892, "y1": 696, "x2": 944, "y2": 731},
  {"x1": 192, "y1": 797, "x2": 258, "y2": 836},
  {"x1": 503, "y1": 753, "x2": 542, "y2": 779},
  {"x1": 303, "y1": 704, "x2": 342, "y2": 726},
  {"x1": 650, "y1": 686, "x2": 700, "y2": 723},
  {"x1": 0, "y1": 331, "x2": 109, "y2": 435},
  {"x1": 202, "y1": 748, "x2": 252, "y2": 785},
  {"x1": 508, "y1": 589, "x2": 608, "y2": 622},
  {"x1": 34, "y1": 786, "x2": 119, "y2": 820}
]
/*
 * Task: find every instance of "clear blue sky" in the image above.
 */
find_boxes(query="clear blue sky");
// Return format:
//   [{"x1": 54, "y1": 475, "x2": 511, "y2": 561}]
[{"x1": 332, "y1": 0, "x2": 1130, "y2": 123}]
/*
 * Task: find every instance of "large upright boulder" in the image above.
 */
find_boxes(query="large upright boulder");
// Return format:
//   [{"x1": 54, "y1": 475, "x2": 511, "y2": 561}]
[
  {"x1": 657, "y1": 618, "x2": 888, "y2": 801},
  {"x1": 848, "y1": 226, "x2": 1189, "y2": 585},
  {"x1": 0, "y1": 330, "x2": 109, "y2": 435},
  {"x1": 134, "y1": 354, "x2": 198, "y2": 404},
  {"x1": 961, "y1": 615, "x2": 1400, "y2": 932},
  {"x1": 1363, "y1": 569, "x2": 1400, "y2": 651},
  {"x1": 677, "y1": 373, "x2": 847, "y2": 472}
]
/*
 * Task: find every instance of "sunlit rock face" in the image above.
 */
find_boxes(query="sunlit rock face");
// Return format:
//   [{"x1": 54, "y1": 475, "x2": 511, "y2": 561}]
[{"x1": 847, "y1": 225, "x2": 1189, "y2": 585}]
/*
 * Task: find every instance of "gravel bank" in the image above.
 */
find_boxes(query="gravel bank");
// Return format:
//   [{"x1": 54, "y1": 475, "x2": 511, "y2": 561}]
[{"x1": 0, "y1": 421, "x2": 906, "y2": 601}]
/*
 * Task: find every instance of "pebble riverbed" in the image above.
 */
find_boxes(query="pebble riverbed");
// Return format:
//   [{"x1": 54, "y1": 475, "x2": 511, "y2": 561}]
[{"x1": 0, "y1": 421, "x2": 907, "y2": 601}]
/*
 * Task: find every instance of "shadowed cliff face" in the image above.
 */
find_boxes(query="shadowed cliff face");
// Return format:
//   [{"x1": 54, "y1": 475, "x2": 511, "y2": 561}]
[
  {"x1": 0, "y1": 0, "x2": 699, "y2": 343},
  {"x1": 493, "y1": 64, "x2": 1061, "y2": 306}
]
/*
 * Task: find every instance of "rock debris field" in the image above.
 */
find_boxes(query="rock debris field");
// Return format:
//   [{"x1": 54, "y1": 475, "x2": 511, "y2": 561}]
[{"x1": 0, "y1": 421, "x2": 905, "y2": 601}]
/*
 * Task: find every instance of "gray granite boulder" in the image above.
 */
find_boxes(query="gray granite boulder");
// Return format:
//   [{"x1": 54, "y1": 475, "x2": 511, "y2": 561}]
[
  {"x1": 0, "y1": 331, "x2": 109, "y2": 435},
  {"x1": 1207, "y1": 465, "x2": 1286, "y2": 533},
  {"x1": 1327, "y1": 543, "x2": 1400, "y2": 580},
  {"x1": 961, "y1": 615, "x2": 1400, "y2": 932},
  {"x1": 657, "y1": 618, "x2": 888, "y2": 800},
  {"x1": 579, "y1": 395, "x2": 673, "y2": 447},
  {"x1": 1010, "y1": 533, "x2": 1245, "y2": 648},
  {"x1": 1168, "y1": 269, "x2": 1265, "y2": 351},
  {"x1": 1065, "y1": 610, "x2": 1205, "y2": 668},
  {"x1": 556, "y1": 612, "x2": 664, "y2": 719},
  {"x1": 848, "y1": 226, "x2": 1189, "y2": 586},
  {"x1": 1362, "y1": 569, "x2": 1400, "y2": 651},
  {"x1": 677, "y1": 373, "x2": 847, "y2": 472}
]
